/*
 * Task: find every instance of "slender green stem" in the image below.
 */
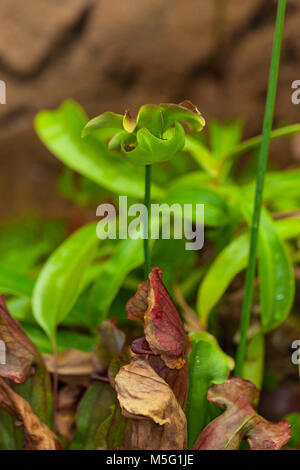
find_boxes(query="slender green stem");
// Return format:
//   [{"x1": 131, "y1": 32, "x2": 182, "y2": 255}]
[
  {"x1": 235, "y1": 0, "x2": 286, "y2": 376},
  {"x1": 144, "y1": 164, "x2": 151, "y2": 279}
]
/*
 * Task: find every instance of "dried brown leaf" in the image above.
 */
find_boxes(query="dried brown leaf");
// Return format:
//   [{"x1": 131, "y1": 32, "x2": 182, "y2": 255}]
[
  {"x1": 42, "y1": 348, "x2": 95, "y2": 376},
  {"x1": 0, "y1": 377, "x2": 62, "y2": 450},
  {"x1": 115, "y1": 356, "x2": 187, "y2": 450}
]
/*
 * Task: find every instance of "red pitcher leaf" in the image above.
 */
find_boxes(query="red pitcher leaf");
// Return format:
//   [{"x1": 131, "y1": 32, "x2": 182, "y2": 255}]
[
  {"x1": 115, "y1": 355, "x2": 187, "y2": 450},
  {"x1": 0, "y1": 377, "x2": 62, "y2": 450},
  {"x1": 193, "y1": 377, "x2": 291, "y2": 450},
  {"x1": 126, "y1": 267, "x2": 186, "y2": 369},
  {"x1": 0, "y1": 295, "x2": 41, "y2": 383},
  {"x1": 246, "y1": 415, "x2": 292, "y2": 450}
]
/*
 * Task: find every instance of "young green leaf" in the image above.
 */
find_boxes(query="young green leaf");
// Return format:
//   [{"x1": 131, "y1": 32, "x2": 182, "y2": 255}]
[
  {"x1": 258, "y1": 211, "x2": 295, "y2": 332},
  {"x1": 186, "y1": 332, "x2": 232, "y2": 449},
  {"x1": 32, "y1": 223, "x2": 99, "y2": 340}
]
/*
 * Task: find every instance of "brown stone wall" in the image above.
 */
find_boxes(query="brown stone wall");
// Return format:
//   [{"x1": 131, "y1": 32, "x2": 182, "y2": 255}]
[{"x1": 1, "y1": 0, "x2": 300, "y2": 219}]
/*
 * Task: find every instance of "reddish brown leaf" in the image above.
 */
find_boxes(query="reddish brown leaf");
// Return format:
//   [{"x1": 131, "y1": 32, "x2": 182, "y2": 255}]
[
  {"x1": 95, "y1": 319, "x2": 126, "y2": 371},
  {"x1": 193, "y1": 377, "x2": 291, "y2": 450},
  {"x1": 126, "y1": 280, "x2": 149, "y2": 322},
  {"x1": 126, "y1": 267, "x2": 186, "y2": 369},
  {"x1": 115, "y1": 356, "x2": 187, "y2": 450},
  {"x1": 148, "y1": 356, "x2": 189, "y2": 410},
  {"x1": 0, "y1": 295, "x2": 42, "y2": 383},
  {"x1": 0, "y1": 377, "x2": 62, "y2": 450}
]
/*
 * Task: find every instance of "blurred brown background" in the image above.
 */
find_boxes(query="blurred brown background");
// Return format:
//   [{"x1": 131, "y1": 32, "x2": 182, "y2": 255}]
[{"x1": 0, "y1": 0, "x2": 300, "y2": 220}]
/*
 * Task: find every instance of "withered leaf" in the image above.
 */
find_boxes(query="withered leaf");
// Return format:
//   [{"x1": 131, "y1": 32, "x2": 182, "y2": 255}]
[
  {"x1": 55, "y1": 385, "x2": 82, "y2": 445},
  {"x1": 126, "y1": 267, "x2": 186, "y2": 370},
  {"x1": 0, "y1": 377, "x2": 62, "y2": 450},
  {"x1": 0, "y1": 295, "x2": 41, "y2": 383},
  {"x1": 42, "y1": 348, "x2": 95, "y2": 377},
  {"x1": 115, "y1": 356, "x2": 187, "y2": 450},
  {"x1": 95, "y1": 319, "x2": 126, "y2": 371},
  {"x1": 193, "y1": 377, "x2": 291, "y2": 450}
]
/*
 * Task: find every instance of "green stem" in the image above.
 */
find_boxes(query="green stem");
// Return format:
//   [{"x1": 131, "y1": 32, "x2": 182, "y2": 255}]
[
  {"x1": 144, "y1": 164, "x2": 151, "y2": 279},
  {"x1": 235, "y1": 0, "x2": 286, "y2": 376}
]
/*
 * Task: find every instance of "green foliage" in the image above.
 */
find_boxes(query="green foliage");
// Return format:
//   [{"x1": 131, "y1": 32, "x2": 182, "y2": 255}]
[
  {"x1": 186, "y1": 332, "x2": 233, "y2": 449},
  {"x1": 32, "y1": 223, "x2": 99, "y2": 341}
]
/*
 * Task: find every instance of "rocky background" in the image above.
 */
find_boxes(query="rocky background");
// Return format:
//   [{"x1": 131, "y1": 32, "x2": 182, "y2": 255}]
[{"x1": 1, "y1": 0, "x2": 300, "y2": 219}]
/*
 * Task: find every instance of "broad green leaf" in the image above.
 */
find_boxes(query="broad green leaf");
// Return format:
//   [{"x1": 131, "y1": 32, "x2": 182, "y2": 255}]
[
  {"x1": 186, "y1": 332, "x2": 231, "y2": 449},
  {"x1": 197, "y1": 233, "x2": 249, "y2": 325},
  {"x1": 88, "y1": 238, "x2": 144, "y2": 322},
  {"x1": 197, "y1": 217, "x2": 300, "y2": 327},
  {"x1": 258, "y1": 211, "x2": 295, "y2": 331},
  {"x1": 241, "y1": 331, "x2": 265, "y2": 390},
  {"x1": 32, "y1": 223, "x2": 99, "y2": 340},
  {"x1": 35, "y1": 100, "x2": 162, "y2": 199}
]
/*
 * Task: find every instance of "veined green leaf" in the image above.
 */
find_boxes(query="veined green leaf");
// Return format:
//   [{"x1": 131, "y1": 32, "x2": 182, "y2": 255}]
[
  {"x1": 32, "y1": 223, "x2": 99, "y2": 340},
  {"x1": 258, "y1": 211, "x2": 295, "y2": 331}
]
